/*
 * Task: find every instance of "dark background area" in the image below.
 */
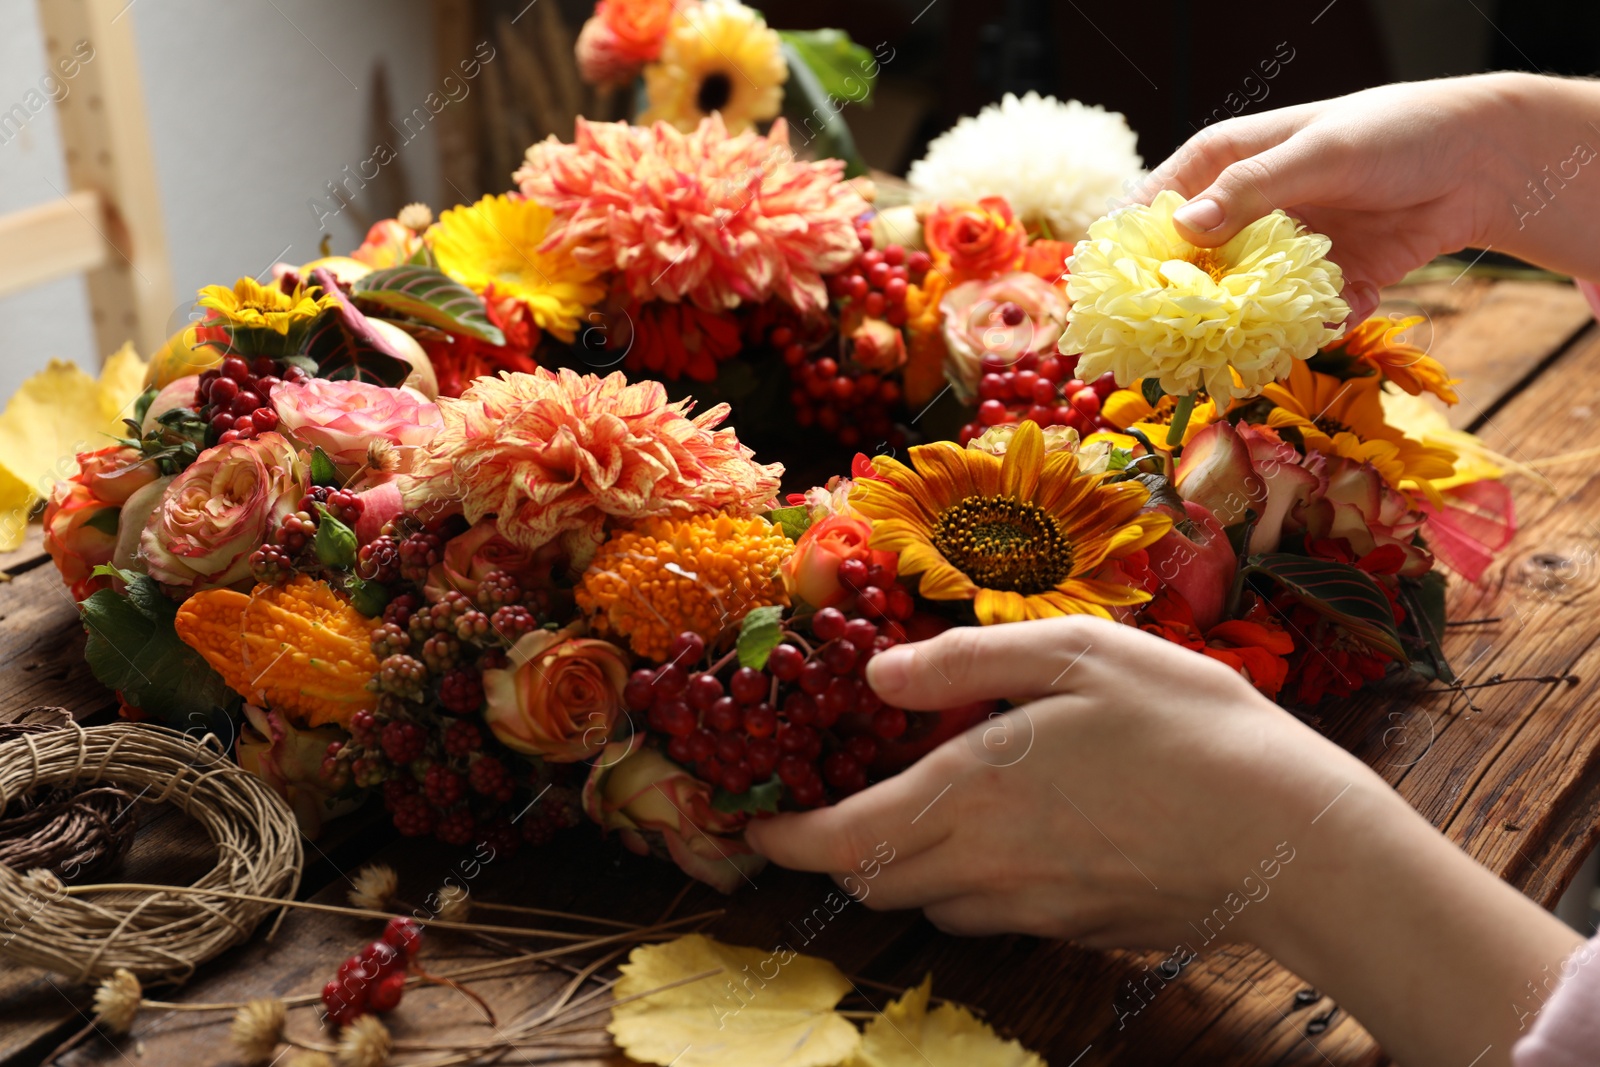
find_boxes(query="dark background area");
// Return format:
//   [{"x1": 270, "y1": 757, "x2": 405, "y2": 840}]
[{"x1": 749, "y1": 0, "x2": 1600, "y2": 175}]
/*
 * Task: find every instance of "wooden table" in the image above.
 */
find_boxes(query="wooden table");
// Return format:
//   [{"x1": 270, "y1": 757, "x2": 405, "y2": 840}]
[{"x1": 3, "y1": 276, "x2": 1599, "y2": 1066}]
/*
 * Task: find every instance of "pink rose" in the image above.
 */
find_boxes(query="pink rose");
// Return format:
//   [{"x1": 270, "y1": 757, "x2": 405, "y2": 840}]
[
  {"x1": 483, "y1": 629, "x2": 629, "y2": 762},
  {"x1": 43, "y1": 482, "x2": 119, "y2": 601},
  {"x1": 940, "y1": 271, "x2": 1068, "y2": 401},
  {"x1": 583, "y1": 736, "x2": 765, "y2": 893},
  {"x1": 271, "y1": 379, "x2": 442, "y2": 477},
  {"x1": 141, "y1": 432, "x2": 305, "y2": 593},
  {"x1": 75, "y1": 445, "x2": 160, "y2": 506},
  {"x1": 424, "y1": 519, "x2": 560, "y2": 603},
  {"x1": 850, "y1": 317, "x2": 907, "y2": 373},
  {"x1": 781, "y1": 515, "x2": 897, "y2": 609}
]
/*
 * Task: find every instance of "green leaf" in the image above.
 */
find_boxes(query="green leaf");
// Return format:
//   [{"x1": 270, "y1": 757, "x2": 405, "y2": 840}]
[
  {"x1": 712, "y1": 774, "x2": 785, "y2": 815},
  {"x1": 1141, "y1": 378, "x2": 1166, "y2": 407},
  {"x1": 777, "y1": 29, "x2": 876, "y2": 106},
  {"x1": 132, "y1": 386, "x2": 158, "y2": 427},
  {"x1": 84, "y1": 507, "x2": 122, "y2": 536},
  {"x1": 79, "y1": 578, "x2": 233, "y2": 725},
  {"x1": 310, "y1": 446, "x2": 341, "y2": 487},
  {"x1": 347, "y1": 576, "x2": 391, "y2": 617},
  {"x1": 1403, "y1": 570, "x2": 1453, "y2": 682},
  {"x1": 778, "y1": 40, "x2": 868, "y2": 178},
  {"x1": 352, "y1": 265, "x2": 505, "y2": 345},
  {"x1": 766, "y1": 505, "x2": 813, "y2": 542},
  {"x1": 314, "y1": 507, "x2": 359, "y2": 569},
  {"x1": 1241, "y1": 553, "x2": 1407, "y2": 661},
  {"x1": 736, "y1": 604, "x2": 787, "y2": 670}
]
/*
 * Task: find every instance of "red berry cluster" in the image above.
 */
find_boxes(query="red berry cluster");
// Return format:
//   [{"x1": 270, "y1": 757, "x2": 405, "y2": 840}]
[
  {"x1": 196, "y1": 355, "x2": 308, "y2": 445},
  {"x1": 321, "y1": 917, "x2": 422, "y2": 1026},
  {"x1": 822, "y1": 228, "x2": 930, "y2": 327},
  {"x1": 958, "y1": 351, "x2": 1122, "y2": 444},
  {"x1": 625, "y1": 561, "x2": 916, "y2": 808}
]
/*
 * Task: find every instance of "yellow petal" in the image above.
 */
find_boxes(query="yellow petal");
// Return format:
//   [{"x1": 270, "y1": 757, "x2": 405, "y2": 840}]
[
  {"x1": 847, "y1": 975, "x2": 1044, "y2": 1067},
  {"x1": 0, "y1": 346, "x2": 148, "y2": 551},
  {"x1": 609, "y1": 934, "x2": 861, "y2": 1067},
  {"x1": 998, "y1": 420, "x2": 1043, "y2": 499}
]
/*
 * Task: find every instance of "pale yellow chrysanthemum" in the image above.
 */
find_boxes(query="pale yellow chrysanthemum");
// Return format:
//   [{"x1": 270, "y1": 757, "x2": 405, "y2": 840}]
[
  {"x1": 640, "y1": 0, "x2": 786, "y2": 134},
  {"x1": 427, "y1": 194, "x2": 604, "y2": 342},
  {"x1": 1060, "y1": 190, "x2": 1349, "y2": 404}
]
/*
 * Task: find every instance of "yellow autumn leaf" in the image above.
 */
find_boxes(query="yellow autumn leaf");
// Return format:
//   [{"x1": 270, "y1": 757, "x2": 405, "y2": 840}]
[
  {"x1": 847, "y1": 976, "x2": 1045, "y2": 1067},
  {"x1": 0, "y1": 343, "x2": 149, "y2": 551},
  {"x1": 608, "y1": 934, "x2": 862, "y2": 1067}
]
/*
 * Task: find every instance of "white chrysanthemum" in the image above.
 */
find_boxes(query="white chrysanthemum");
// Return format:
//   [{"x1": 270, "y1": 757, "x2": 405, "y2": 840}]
[
  {"x1": 908, "y1": 92, "x2": 1143, "y2": 241},
  {"x1": 1060, "y1": 190, "x2": 1348, "y2": 403}
]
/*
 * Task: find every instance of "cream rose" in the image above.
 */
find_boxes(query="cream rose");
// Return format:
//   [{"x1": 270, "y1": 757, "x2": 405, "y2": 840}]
[
  {"x1": 482, "y1": 629, "x2": 629, "y2": 762},
  {"x1": 941, "y1": 271, "x2": 1068, "y2": 402}
]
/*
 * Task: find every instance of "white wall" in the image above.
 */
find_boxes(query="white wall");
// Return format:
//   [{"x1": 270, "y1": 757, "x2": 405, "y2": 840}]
[{"x1": 0, "y1": 0, "x2": 444, "y2": 399}]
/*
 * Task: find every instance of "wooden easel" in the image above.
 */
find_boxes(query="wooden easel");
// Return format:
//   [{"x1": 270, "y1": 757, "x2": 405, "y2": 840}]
[{"x1": 0, "y1": 0, "x2": 172, "y2": 361}]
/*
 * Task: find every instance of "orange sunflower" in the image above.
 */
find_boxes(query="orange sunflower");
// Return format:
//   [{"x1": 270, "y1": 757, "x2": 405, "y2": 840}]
[
  {"x1": 851, "y1": 420, "x2": 1172, "y2": 623},
  {"x1": 1331, "y1": 315, "x2": 1459, "y2": 404},
  {"x1": 1262, "y1": 361, "x2": 1456, "y2": 494}
]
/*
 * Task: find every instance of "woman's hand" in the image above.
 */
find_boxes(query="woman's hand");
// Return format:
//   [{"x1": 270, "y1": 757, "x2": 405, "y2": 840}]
[
  {"x1": 744, "y1": 616, "x2": 1582, "y2": 1067},
  {"x1": 1135, "y1": 73, "x2": 1600, "y2": 323},
  {"x1": 745, "y1": 615, "x2": 1359, "y2": 947}
]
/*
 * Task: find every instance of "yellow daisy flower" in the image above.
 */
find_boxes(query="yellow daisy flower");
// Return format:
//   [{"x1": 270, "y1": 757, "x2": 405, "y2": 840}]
[
  {"x1": 1330, "y1": 314, "x2": 1460, "y2": 404},
  {"x1": 851, "y1": 420, "x2": 1171, "y2": 624},
  {"x1": 1263, "y1": 360, "x2": 1457, "y2": 495},
  {"x1": 196, "y1": 277, "x2": 335, "y2": 335},
  {"x1": 640, "y1": 0, "x2": 787, "y2": 134},
  {"x1": 428, "y1": 194, "x2": 604, "y2": 342},
  {"x1": 1101, "y1": 387, "x2": 1219, "y2": 449}
]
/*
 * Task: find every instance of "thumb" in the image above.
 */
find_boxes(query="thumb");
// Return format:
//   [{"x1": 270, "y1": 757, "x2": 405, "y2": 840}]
[
  {"x1": 864, "y1": 616, "x2": 1112, "y2": 711},
  {"x1": 1172, "y1": 139, "x2": 1336, "y2": 247}
]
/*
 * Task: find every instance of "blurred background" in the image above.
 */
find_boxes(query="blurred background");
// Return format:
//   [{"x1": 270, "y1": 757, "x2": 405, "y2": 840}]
[{"x1": 3, "y1": 0, "x2": 1599, "y2": 395}]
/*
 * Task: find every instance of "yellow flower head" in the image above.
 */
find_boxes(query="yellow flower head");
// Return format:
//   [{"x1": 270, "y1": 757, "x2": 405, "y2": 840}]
[
  {"x1": 1061, "y1": 190, "x2": 1349, "y2": 403},
  {"x1": 1101, "y1": 386, "x2": 1219, "y2": 450},
  {"x1": 197, "y1": 276, "x2": 335, "y2": 336},
  {"x1": 428, "y1": 194, "x2": 604, "y2": 342},
  {"x1": 577, "y1": 512, "x2": 793, "y2": 660},
  {"x1": 852, "y1": 420, "x2": 1171, "y2": 625},
  {"x1": 1331, "y1": 314, "x2": 1460, "y2": 404},
  {"x1": 641, "y1": 0, "x2": 787, "y2": 134},
  {"x1": 1263, "y1": 360, "x2": 1458, "y2": 496}
]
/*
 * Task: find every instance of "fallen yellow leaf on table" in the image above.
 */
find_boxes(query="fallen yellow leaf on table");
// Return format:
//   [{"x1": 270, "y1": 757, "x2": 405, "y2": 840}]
[
  {"x1": 609, "y1": 933, "x2": 862, "y2": 1067},
  {"x1": 0, "y1": 344, "x2": 148, "y2": 551},
  {"x1": 847, "y1": 976, "x2": 1045, "y2": 1067}
]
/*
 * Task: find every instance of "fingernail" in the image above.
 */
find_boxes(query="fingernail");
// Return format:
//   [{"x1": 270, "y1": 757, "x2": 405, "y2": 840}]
[
  {"x1": 1173, "y1": 197, "x2": 1224, "y2": 233},
  {"x1": 866, "y1": 646, "x2": 913, "y2": 694}
]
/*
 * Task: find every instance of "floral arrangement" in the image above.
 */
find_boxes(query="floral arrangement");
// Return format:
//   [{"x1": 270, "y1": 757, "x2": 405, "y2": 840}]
[{"x1": 27, "y1": 70, "x2": 1522, "y2": 895}]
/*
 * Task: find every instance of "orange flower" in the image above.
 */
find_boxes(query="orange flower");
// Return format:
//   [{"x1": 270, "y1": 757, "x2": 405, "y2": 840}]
[
  {"x1": 483, "y1": 628, "x2": 629, "y2": 762},
  {"x1": 576, "y1": 512, "x2": 792, "y2": 660},
  {"x1": 1020, "y1": 238, "x2": 1073, "y2": 285},
  {"x1": 782, "y1": 514, "x2": 897, "y2": 609},
  {"x1": 923, "y1": 197, "x2": 1026, "y2": 285},
  {"x1": 1331, "y1": 315, "x2": 1460, "y2": 404},
  {"x1": 623, "y1": 300, "x2": 743, "y2": 382},
  {"x1": 174, "y1": 576, "x2": 381, "y2": 729},
  {"x1": 404, "y1": 368, "x2": 783, "y2": 563},
  {"x1": 902, "y1": 270, "x2": 950, "y2": 408},
  {"x1": 575, "y1": 0, "x2": 675, "y2": 85},
  {"x1": 1139, "y1": 589, "x2": 1294, "y2": 698}
]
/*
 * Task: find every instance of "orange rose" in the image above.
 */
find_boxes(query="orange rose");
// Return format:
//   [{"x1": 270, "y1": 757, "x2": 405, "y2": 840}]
[
  {"x1": 576, "y1": 0, "x2": 674, "y2": 85},
  {"x1": 43, "y1": 482, "x2": 120, "y2": 602},
  {"x1": 483, "y1": 629, "x2": 630, "y2": 762},
  {"x1": 924, "y1": 197, "x2": 1026, "y2": 284},
  {"x1": 850, "y1": 315, "x2": 907, "y2": 373},
  {"x1": 782, "y1": 514, "x2": 898, "y2": 609},
  {"x1": 1020, "y1": 239, "x2": 1074, "y2": 286}
]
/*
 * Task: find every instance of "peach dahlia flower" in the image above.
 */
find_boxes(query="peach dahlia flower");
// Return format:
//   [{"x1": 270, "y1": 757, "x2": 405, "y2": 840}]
[
  {"x1": 404, "y1": 368, "x2": 783, "y2": 563},
  {"x1": 514, "y1": 115, "x2": 869, "y2": 314}
]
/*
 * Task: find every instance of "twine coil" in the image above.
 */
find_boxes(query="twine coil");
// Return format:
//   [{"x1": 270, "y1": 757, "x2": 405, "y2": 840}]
[{"x1": 0, "y1": 721, "x2": 303, "y2": 984}]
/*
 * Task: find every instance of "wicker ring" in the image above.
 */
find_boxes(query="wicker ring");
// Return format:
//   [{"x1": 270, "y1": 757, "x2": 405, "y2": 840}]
[{"x1": 0, "y1": 721, "x2": 303, "y2": 984}]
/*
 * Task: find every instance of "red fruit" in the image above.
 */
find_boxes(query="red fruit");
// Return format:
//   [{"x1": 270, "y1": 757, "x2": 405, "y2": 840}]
[
  {"x1": 820, "y1": 677, "x2": 859, "y2": 722},
  {"x1": 228, "y1": 390, "x2": 262, "y2": 416},
  {"x1": 442, "y1": 719, "x2": 483, "y2": 757},
  {"x1": 251, "y1": 405, "x2": 280, "y2": 432},
  {"x1": 767, "y1": 643, "x2": 805, "y2": 681},
  {"x1": 689, "y1": 672, "x2": 725, "y2": 710},
  {"x1": 998, "y1": 302, "x2": 1026, "y2": 327},
  {"x1": 777, "y1": 754, "x2": 811, "y2": 786},
  {"x1": 978, "y1": 374, "x2": 1007, "y2": 401},
  {"x1": 783, "y1": 690, "x2": 818, "y2": 726},
  {"x1": 1052, "y1": 405, "x2": 1076, "y2": 426},
  {"x1": 721, "y1": 765, "x2": 752, "y2": 795},
  {"x1": 770, "y1": 325, "x2": 795, "y2": 347},
  {"x1": 831, "y1": 377, "x2": 855, "y2": 403},
  {"x1": 707, "y1": 696, "x2": 742, "y2": 733},
  {"x1": 730, "y1": 666, "x2": 768, "y2": 704},
  {"x1": 822, "y1": 639, "x2": 858, "y2": 675},
  {"x1": 368, "y1": 971, "x2": 406, "y2": 1013},
  {"x1": 380, "y1": 721, "x2": 426, "y2": 764},
  {"x1": 823, "y1": 751, "x2": 861, "y2": 788},
  {"x1": 360, "y1": 938, "x2": 402, "y2": 975},
  {"x1": 1025, "y1": 405, "x2": 1053, "y2": 427},
  {"x1": 625, "y1": 669, "x2": 656, "y2": 711},
  {"x1": 687, "y1": 729, "x2": 716, "y2": 762},
  {"x1": 1037, "y1": 355, "x2": 1064, "y2": 382},
  {"x1": 209, "y1": 375, "x2": 240, "y2": 404},
  {"x1": 907, "y1": 250, "x2": 932, "y2": 274},
  {"x1": 815, "y1": 356, "x2": 839, "y2": 381},
  {"x1": 653, "y1": 663, "x2": 688, "y2": 698},
  {"x1": 812, "y1": 607, "x2": 847, "y2": 642},
  {"x1": 251, "y1": 356, "x2": 277, "y2": 376},
  {"x1": 866, "y1": 261, "x2": 890, "y2": 288},
  {"x1": 1093, "y1": 372, "x2": 1120, "y2": 398},
  {"x1": 791, "y1": 777, "x2": 827, "y2": 807},
  {"x1": 784, "y1": 342, "x2": 808, "y2": 367},
  {"x1": 747, "y1": 737, "x2": 779, "y2": 778},
  {"x1": 656, "y1": 699, "x2": 695, "y2": 737},
  {"x1": 847, "y1": 274, "x2": 869, "y2": 301},
  {"x1": 863, "y1": 291, "x2": 886, "y2": 317},
  {"x1": 843, "y1": 617, "x2": 879, "y2": 648},
  {"x1": 886, "y1": 305, "x2": 908, "y2": 327},
  {"x1": 383, "y1": 916, "x2": 424, "y2": 957},
  {"x1": 857, "y1": 586, "x2": 890, "y2": 619},
  {"x1": 216, "y1": 429, "x2": 241, "y2": 444},
  {"x1": 667, "y1": 734, "x2": 695, "y2": 764},
  {"x1": 978, "y1": 399, "x2": 1008, "y2": 426},
  {"x1": 886, "y1": 586, "x2": 915, "y2": 621},
  {"x1": 668, "y1": 631, "x2": 706, "y2": 664},
  {"x1": 846, "y1": 734, "x2": 880, "y2": 764},
  {"x1": 798, "y1": 660, "x2": 831, "y2": 696},
  {"x1": 1071, "y1": 387, "x2": 1102, "y2": 419},
  {"x1": 743, "y1": 703, "x2": 777, "y2": 737},
  {"x1": 871, "y1": 706, "x2": 908, "y2": 740},
  {"x1": 1031, "y1": 378, "x2": 1059, "y2": 405},
  {"x1": 222, "y1": 356, "x2": 250, "y2": 382},
  {"x1": 715, "y1": 733, "x2": 745, "y2": 764}
]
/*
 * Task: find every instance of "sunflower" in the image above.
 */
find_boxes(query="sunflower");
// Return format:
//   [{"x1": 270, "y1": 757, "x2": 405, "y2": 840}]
[
  {"x1": 1330, "y1": 315, "x2": 1460, "y2": 404},
  {"x1": 1262, "y1": 360, "x2": 1456, "y2": 494},
  {"x1": 640, "y1": 0, "x2": 787, "y2": 134},
  {"x1": 851, "y1": 420, "x2": 1171, "y2": 624},
  {"x1": 196, "y1": 277, "x2": 335, "y2": 335},
  {"x1": 1101, "y1": 387, "x2": 1219, "y2": 449},
  {"x1": 428, "y1": 194, "x2": 604, "y2": 342}
]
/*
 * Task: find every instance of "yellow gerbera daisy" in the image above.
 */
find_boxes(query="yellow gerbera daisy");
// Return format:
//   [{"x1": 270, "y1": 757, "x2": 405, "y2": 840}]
[
  {"x1": 640, "y1": 0, "x2": 787, "y2": 134},
  {"x1": 852, "y1": 420, "x2": 1171, "y2": 624},
  {"x1": 1262, "y1": 361, "x2": 1457, "y2": 495},
  {"x1": 196, "y1": 277, "x2": 335, "y2": 335},
  {"x1": 428, "y1": 194, "x2": 604, "y2": 342},
  {"x1": 1101, "y1": 387, "x2": 1219, "y2": 449}
]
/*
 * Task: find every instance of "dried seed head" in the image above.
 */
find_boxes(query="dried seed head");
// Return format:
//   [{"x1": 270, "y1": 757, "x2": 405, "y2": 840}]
[
  {"x1": 396, "y1": 203, "x2": 433, "y2": 231},
  {"x1": 348, "y1": 864, "x2": 399, "y2": 911},
  {"x1": 93, "y1": 968, "x2": 142, "y2": 1034},
  {"x1": 336, "y1": 1013, "x2": 392, "y2": 1067},
  {"x1": 230, "y1": 998, "x2": 286, "y2": 1064}
]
